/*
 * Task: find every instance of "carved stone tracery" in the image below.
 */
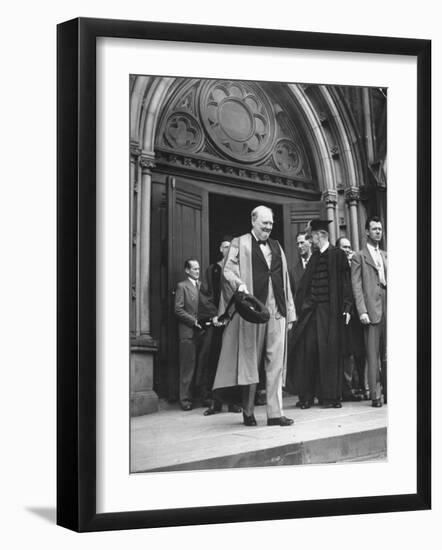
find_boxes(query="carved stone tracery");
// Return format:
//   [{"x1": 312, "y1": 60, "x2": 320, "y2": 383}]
[{"x1": 155, "y1": 79, "x2": 315, "y2": 186}]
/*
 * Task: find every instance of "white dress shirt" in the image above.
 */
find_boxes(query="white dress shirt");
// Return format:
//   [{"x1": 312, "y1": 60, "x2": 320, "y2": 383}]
[{"x1": 367, "y1": 243, "x2": 386, "y2": 286}]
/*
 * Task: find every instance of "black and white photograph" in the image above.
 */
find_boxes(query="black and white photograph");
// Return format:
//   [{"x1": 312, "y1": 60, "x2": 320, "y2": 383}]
[{"x1": 129, "y1": 76, "x2": 388, "y2": 473}]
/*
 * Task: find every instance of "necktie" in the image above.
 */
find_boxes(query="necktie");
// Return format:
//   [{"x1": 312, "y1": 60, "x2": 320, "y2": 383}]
[
  {"x1": 257, "y1": 240, "x2": 267, "y2": 246},
  {"x1": 374, "y1": 248, "x2": 386, "y2": 286}
]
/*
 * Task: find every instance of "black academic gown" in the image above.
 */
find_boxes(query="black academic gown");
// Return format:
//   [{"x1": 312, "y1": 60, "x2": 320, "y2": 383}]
[{"x1": 286, "y1": 245, "x2": 352, "y2": 401}]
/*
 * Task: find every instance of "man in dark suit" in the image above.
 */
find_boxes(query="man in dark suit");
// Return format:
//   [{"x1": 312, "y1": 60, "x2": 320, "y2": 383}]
[
  {"x1": 336, "y1": 237, "x2": 367, "y2": 401},
  {"x1": 287, "y1": 231, "x2": 312, "y2": 404},
  {"x1": 351, "y1": 216, "x2": 387, "y2": 407},
  {"x1": 290, "y1": 231, "x2": 312, "y2": 297},
  {"x1": 174, "y1": 258, "x2": 202, "y2": 411},
  {"x1": 197, "y1": 236, "x2": 242, "y2": 416},
  {"x1": 287, "y1": 219, "x2": 353, "y2": 409}
]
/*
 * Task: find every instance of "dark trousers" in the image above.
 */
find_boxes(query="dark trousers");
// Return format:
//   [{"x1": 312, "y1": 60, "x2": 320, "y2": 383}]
[
  {"x1": 343, "y1": 354, "x2": 367, "y2": 395},
  {"x1": 298, "y1": 303, "x2": 332, "y2": 402},
  {"x1": 197, "y1": 326, "x2": 241, "y2": 407},
  {"x1": 364, "y1": 290, "x2": 387, "y2": 400},
  {"x1": 179, "y1": 333, "x2": 202, "y2": 405}
]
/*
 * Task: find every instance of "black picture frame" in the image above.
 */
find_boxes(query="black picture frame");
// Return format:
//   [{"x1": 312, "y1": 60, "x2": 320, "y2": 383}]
[{"x1": 57, "y1": 17, "x2": 431, "y2": 532}]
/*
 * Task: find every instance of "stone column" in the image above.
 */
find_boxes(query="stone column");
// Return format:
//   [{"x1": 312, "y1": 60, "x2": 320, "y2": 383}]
[
  {"x1": 322, "y1": 189, "x2": 338, "y2": 244},
  {"x1": 130, "y1": 151, "x2": 159, "y2": 416},
  {"x1": 130, "y1": 141, "x2": 141, "y2": 334},
  {"x1": 345, "y1": 187, "x2": 361, "y2": 250}
]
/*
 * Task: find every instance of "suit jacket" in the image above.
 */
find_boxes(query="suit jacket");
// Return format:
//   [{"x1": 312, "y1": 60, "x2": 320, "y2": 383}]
[
  {"x1": 289, "y1": 260, "x2": 307, "y2": 298},
  {"x1": 351, "y1": 244, "x2": 387, "y2": 324},
  {"x1": 174, "y1": 278, "x2": 199, "y2": 339},
  {"x1": 213, "y1": 233, "x2": 296, "y2": 388}
]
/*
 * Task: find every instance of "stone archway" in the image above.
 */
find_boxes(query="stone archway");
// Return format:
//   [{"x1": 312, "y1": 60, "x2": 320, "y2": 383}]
[{"x1": 129, "y1": 76, "x2": 369, "y2": 415}]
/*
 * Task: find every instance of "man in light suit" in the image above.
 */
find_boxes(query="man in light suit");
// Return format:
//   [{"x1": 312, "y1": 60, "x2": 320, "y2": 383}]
[
  {"x1": 174, "y1": 258, "x2": 202, "y2": 411},
  {"x1": 213, "y1": 205, "x2": 296, "y2": 427},
  {"x1": 351, "y1": 216, "x2": 387, "y2": 407}
]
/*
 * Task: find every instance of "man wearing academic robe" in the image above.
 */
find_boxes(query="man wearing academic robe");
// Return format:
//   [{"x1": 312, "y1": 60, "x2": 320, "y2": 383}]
[
  {"x1": 287, "y1": 219, "x2": 353, "y2": 408},
  {"x1": 213, "y1": 205, "x2": 296, "y2": 427}
]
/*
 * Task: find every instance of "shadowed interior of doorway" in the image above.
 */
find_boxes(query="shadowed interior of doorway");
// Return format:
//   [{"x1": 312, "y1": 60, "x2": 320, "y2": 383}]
[{"x1": 208, "y1": 194, "x2": 283, "y2": 264}]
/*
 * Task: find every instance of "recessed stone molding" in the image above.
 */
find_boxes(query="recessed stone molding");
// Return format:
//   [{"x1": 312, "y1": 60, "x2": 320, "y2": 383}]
[{"x1": 155, "y1": 149, "x2": 317, "y2": 193}]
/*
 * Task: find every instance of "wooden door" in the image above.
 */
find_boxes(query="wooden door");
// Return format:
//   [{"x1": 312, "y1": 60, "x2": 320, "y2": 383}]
[{"x1": 166, "y1": 176, "x2": 209, "y2": 401}]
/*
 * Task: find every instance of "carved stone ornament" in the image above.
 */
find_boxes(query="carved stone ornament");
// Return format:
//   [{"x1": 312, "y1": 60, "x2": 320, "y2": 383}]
[
  {"x1": 140, "y1": 154, "x2": 156, "y2": 172},
  {"x1": 330, "y1": 145, "x2": 339, "y2": 157},
  {"x1": 345, "y1": 187, "x2": 360, "y2": 204},
  {"x1": 273, "y1": 139, "x2": 303, "y2": 175},
  {"x1": 199, "y1": 80, "x2": 276, "y2": 163},
  {"x1": 322, "y1": 189, "x2": 338, "y2": 206},
  {"x1": 130, "y1": 141, "x2": 141, "y2": 157},
  {"x1": 155, "y1": 150, "x2": 316, "y2": 193},
  {"x1": 163, "y1": 112, "x2": 203, "y2": 153}
]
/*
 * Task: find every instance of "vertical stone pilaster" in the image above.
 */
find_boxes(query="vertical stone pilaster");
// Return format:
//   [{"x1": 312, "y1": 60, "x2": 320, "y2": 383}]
[
  {"x1": 130, "y1": 151, "x2": 159, "y2": 416},
  {"x1": 345, "y1": 187, "x2": 361, "y2": 250},
  {"x1": 139, "y1": 152, "x2": 156, "y2": 336},
  {"x1": 322, "y1": 189, "x2": 338, "y2": 244},
  {"x1": 130, "y1": 142, "x2": 141, "y2": 335}
]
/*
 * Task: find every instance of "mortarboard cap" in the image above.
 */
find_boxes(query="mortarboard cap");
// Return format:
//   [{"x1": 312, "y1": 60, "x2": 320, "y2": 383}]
[{"x1": 308, "y1": 219, "x2": 333, "y2": 232}]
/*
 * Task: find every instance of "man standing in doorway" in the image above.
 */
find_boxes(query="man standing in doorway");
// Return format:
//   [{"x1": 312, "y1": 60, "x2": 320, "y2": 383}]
[
  {"x1": 288, "y1": 219, "x2": 353, "y2": 409},
  {"x1": 351, "y1": 216, "x2": 387, "y2": 407},
  {"x1": 197, "y1": 236, "x2": 242, "y2": 416},
  {"x1": 213, "y1": 205, "x2": 296, "y2": 426},
  {"x1": 174, "y1": 258, "x2": 202, "y2": 411},
  {"x1": 290, "y1": 231, "x2": 312, "y2": 297},
  {"x1": 336, "y1": 237, "x2": 367, "y2": 401}
]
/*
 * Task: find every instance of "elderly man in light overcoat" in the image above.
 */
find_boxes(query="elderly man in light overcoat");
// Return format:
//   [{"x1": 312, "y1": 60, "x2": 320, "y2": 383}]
[{"x1": 213, "y1": 205, "x2": 296, "y2": 427}]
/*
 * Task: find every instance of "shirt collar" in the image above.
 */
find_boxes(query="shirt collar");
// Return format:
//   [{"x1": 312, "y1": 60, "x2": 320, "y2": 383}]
[
  {"x1": 188, "y1": 277, "x2": 198, "y2": 287},
  {"x1": 251, "y1": 231, "x2": 269, "y2": 246},
  {"x1": 319, "y1": 242, "x2": 330, "y2": 254},
  {"x1": 367, "y1": 242, "x2": 379, "y2": 252}
]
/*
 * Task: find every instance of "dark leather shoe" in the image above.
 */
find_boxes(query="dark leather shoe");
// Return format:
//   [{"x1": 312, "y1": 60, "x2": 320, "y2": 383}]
[
  {"x1": 299, "y1": 401, "x2": 312, "y2": 410},
  {"x1": 228, "y1": 403, "x2": 242, "y2": 413},
  {"x1": 371, "y1": 398, "x2": 382, "y2": 408},
  {"x1": 203, "y1": 407, "x2": 221, "y2": 416},
  {"x1": 243, "y1": 412, "x2": 257, "y2": 426},
  {"x1": 322, "y1": 401, "x2": 342, "y2": 409},
  {"x1": 342, "y1": 392, "x2": 363, "y2": 402},
  {"x1": 267, "y1": 416, "x2": 294, "y2": 426},
  {"x1": 181, "y1": 402, "x2": 193, "y2": 411}
]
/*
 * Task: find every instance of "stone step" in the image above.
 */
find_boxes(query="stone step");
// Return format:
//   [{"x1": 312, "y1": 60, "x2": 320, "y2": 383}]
[{"x1": 131, "y1": 397, "x2": 387, "y2": 473}]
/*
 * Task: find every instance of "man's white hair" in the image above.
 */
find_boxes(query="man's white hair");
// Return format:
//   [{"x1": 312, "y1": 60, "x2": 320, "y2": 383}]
[{"x1": 251, "y1": 205, "x2": 273, "y2": 222}]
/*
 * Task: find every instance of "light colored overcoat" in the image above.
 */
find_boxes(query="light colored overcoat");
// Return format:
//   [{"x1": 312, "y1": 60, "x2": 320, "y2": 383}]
[
  {"x1": 351, "y1": 244, "x2": 387, "y2": 324},
  {"x1": 213, "y1": 233, "x2": 296, "y2": 388}
]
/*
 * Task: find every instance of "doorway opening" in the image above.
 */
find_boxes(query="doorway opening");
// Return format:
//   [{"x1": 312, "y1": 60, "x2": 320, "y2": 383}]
[{"x1": 208, "y1": 194, "x2": 284, "y2": 264}]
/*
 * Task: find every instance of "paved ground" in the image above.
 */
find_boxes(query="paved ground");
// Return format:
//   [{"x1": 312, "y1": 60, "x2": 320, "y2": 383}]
[{"x1": 131, "y1": 396, "x2": 387, "y2": 472}]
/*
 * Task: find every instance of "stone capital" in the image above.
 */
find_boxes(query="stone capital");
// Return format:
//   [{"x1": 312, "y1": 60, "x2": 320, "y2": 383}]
[
  {"x1": 140, "y1": 152, "x2": 156, "y2": 173},
  {"x1": 322, "y1": 189, "x2": 338, "y2": 206},
  {"x1": 130, "y1": 141, "x2": 142, "y2": 158},
  {"x1": 345, "y1": 186, "x2": 360, "y2": 205}
]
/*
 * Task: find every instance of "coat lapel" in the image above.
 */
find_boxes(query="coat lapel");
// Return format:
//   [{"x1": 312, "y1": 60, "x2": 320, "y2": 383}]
[
  {"x1": 361, "y1": 244, "x2": 379, "y2": 272},
  {"x1": 251, "y1": 234, "x2": 270, "y2": 268}
]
